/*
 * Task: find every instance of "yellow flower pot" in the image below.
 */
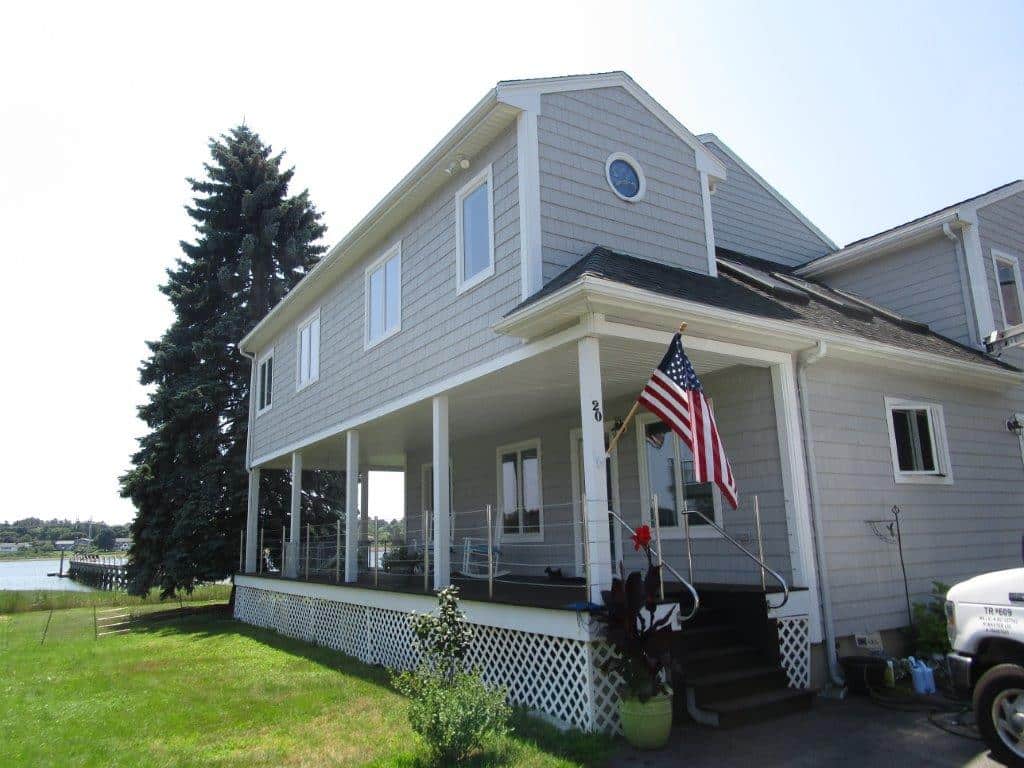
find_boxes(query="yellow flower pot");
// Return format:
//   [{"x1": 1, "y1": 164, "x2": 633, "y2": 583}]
[{"x1": 618, "y1": 691, "x2": 673, "y2": 749}]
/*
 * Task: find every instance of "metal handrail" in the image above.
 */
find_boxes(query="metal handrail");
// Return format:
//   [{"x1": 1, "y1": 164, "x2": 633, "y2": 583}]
[
  {"x1": 607, "y1": 509, "x2": 701, "y2": 622},
  {"x1": 681, "y1": 509, "x2": 789, "y2": 609}
]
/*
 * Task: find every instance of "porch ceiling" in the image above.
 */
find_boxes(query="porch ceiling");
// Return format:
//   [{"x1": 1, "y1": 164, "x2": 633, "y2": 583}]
[{"x1": 280, "y1": 337, "x2": 749, "y2": 471}]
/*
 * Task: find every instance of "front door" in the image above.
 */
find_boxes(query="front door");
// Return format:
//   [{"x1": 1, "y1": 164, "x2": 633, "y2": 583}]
[{"x1": 572, "y1": 430, "x2": 622, "y2": 577}]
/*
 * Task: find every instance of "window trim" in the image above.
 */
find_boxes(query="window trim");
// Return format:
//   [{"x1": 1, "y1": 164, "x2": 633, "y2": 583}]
[
  {"x1": 635, "y1": 412, "x2": 722, "y2": 539},
  {"x1": 455, "y1": 165, "x2": 495, "y2": 295},
  {"x1": 495, "y1": 438, "x2": 544, "y2": 543},
  {"x1": 256, "y1": 348, "x2": 274, "y2": 416},
  {"x1": 991, "y1": 249, "x2": 1024, "y2": 328},
  {"x1": 363, "y1": 241, "x2": 402, "y2": 350},
  {"x1": 883, "y1": 397, "x2": 953, "y2": 485},
  {"x1": 605, "y1": 152, "x2": 647, "y2": 203},
  {"x1": 294, "y1": 307, "x2": 321, "y2": 392}
]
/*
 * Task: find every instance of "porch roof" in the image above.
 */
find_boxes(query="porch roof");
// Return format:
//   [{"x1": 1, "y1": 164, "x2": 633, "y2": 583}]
[{"x1": 506, "y1": 246, "x2": 1018, "y2": 374}]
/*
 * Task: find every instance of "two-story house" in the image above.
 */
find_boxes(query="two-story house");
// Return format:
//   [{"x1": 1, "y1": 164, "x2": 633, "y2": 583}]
[{"x1": 232, "y1": 72, "x2": 1024, "y2": 734}]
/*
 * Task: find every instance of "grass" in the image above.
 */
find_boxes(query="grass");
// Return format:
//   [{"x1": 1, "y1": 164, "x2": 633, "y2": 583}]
[
  {"x1": 0, "y1": 606, "x2": 615, "y2": 768},
  {"x1": 0, "y1": 584, "x2": 233, "y2": 614}
]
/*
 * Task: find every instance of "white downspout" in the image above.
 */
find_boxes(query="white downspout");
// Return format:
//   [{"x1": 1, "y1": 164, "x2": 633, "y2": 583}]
[{"x1": 796, "y1": 341, "x2": 846, "y2": 691}]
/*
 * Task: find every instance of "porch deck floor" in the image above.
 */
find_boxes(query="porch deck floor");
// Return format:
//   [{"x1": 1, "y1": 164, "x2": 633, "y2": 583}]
[{"x1": 244, "y1": 571, "x2": 590, "y2": 610}]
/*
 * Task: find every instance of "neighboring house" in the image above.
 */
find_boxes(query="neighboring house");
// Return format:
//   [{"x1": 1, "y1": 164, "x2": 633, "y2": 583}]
[
  {"x1": 114, "y1": 537, "x2": 132, "y2": 551},
  {"x1": 232, "y1": 72, "x2": 1024, "y2": 733},
  {"x1": 54, "y1": 540, "x2": 76, "y2": 551},
  {"x1": 0, "y1": 543, "x2": 18, "y2": 553}
]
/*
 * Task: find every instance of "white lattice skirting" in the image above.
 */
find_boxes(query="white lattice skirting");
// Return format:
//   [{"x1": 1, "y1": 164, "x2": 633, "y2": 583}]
[
  {"x1": 776, "y1": 614, "x2": 811, "y2": 689},
  {"x1": 234, "y1": 582, "x2": 615, "y2": 732}
]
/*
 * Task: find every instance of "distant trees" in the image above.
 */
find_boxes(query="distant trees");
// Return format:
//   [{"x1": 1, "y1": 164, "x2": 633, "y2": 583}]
[
  {"x1": 93, "y1": 528, "x2": 117, "y2": 551},
  {"x1": 0, "y1": 518, "x2": 130, "y2": 545},
  {"x1": 121, "y1": 125, "x2": 340, "y2": 597}
]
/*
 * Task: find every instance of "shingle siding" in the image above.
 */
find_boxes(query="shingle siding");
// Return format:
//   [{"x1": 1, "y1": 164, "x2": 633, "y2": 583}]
[
  {"x1": 823, "y1": 235, "x2": 974, "y2": 345},
  {"x1": 805, "y1": 357, "x2": 1024, "y2": 637},
  {"x1": 537, "y1": 87, "x2": 709, "y2": 283},
  {"x1": 702, "y1": 140, "x2": 832, "y2": 267},
  {"x1": 251, "y1": 126, "x2": 521, "y2": 462}
]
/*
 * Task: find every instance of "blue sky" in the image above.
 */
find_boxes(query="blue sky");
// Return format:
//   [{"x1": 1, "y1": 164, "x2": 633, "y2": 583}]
[{"x1": 1, "y1": 1, "x2": 1021, "y2": 523}]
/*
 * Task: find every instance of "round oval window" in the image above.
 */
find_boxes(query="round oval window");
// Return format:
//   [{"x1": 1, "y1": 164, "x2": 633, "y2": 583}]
[{"x1": 606, "y1": 155, "x2": 643, "y2": 201}]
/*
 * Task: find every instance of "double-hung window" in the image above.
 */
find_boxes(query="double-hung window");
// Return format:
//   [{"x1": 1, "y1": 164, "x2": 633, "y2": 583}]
[
  {"x1": 257, "y1": 350, "x2": 274, "y2": 414},
  {"x1": 993, "y1": 250, "x2": 1024, "y2": 327},
  {"x1": 636, "y1": 413, "x2": 722, "y2": 537},
  {"x1": 455, "y1": 165, "x2": 494, "y2": 294},
  {"x1": 497, "y1": 440, "x2": 542, "y2": 540},
  {"x1": 365, "y1": 243, "x2": 401, "y2": 348},
  {"x1": 296, "y1": 309, "x2": 320, "y2": 390},
  {"x1": 884, "y1": 398, "x2": 953, "y2": 484}
]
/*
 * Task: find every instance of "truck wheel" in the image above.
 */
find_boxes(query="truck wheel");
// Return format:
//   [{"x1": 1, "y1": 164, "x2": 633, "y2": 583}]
[{"x1": 974, "y1": 664, "x2": 1024, "y2": 767}]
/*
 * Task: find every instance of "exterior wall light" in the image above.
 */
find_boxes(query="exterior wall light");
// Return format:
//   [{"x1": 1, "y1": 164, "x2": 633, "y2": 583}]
[{"x1": 1007, "y1": 416, "x2": 1023, "y2": 436}]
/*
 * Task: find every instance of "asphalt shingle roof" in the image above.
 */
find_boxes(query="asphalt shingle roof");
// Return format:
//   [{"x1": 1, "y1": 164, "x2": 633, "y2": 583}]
[{"x1": 508, "y1": 246, "x2": 1017, "y2": 373}]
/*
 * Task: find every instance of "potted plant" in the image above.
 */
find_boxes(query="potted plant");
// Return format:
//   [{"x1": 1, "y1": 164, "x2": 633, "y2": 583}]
[{"x1": 596, "y1": 525, "x2": 677, "y2": 749}]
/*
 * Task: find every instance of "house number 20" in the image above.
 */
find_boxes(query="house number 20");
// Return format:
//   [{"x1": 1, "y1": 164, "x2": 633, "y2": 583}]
[{"x1": 592, "y1": 400, "x2": 603, "y2": 422}]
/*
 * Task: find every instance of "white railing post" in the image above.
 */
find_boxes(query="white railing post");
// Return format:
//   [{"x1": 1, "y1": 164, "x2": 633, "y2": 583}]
[
  {"x1": 335, "y1": 519, "x2": 342, "y2": 583},
  {"x1": 373, "y1": 517, "x2": 379, "y2": 587},
  {"x1": 485, "y1": 503, "x2": 494, "y2": 600},
  {"x1": 754, "y1": 495, "x2": 767, "y2": 592},
  {"x1": 258, "y1": 527, "x2": 264, "y2": 575},
  {"x1": 580, "y1": 493, "x2": 592, "y2": 600},
  {"x1": 682, "y1": 504, "x2": 695, "y2": 585},
  {"x1": 281, "y1": 526, "x2": 287, "y2": 576},
  {"x1": 423, "y1": 510, "x2": 431, "y2": 593},
  {"x1": 304, "y1": 524, "x2": 310, "y2": 580},
  {"x1": 652, "y1": 494, "x2": 664, "y2": 600},
  {"x1": 239, "y1": 529, "x2": 244, "y2": 573}
]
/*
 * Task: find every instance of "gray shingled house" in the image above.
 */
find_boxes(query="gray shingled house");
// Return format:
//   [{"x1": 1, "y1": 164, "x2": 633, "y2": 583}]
[{"x1": 232, "y1": 72, "x2": 1024, "y2": 733}]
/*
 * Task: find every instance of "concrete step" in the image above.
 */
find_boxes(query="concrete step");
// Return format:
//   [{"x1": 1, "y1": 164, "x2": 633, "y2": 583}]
[
  {"x1": 701, "y1": 687, "x2": 815, "y2": 729},
  {"x1": 686, "y1": 665, "x2": 791, "y2": 704}
]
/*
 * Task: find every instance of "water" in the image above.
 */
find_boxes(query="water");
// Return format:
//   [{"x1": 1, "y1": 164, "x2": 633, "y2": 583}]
[{"x1": 0, "y1": 558, "x2": 96, "y2": 591}]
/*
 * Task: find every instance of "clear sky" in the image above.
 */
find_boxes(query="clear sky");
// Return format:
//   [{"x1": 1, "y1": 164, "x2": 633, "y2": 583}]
[{"x1": 2, "y1": 1, "x2": 1021, "y2": 525}]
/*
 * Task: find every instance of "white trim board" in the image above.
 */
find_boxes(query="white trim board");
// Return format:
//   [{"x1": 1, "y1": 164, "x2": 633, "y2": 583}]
[{"x1": 992, "y1": 248, "x2": 1024, "y2": 328}]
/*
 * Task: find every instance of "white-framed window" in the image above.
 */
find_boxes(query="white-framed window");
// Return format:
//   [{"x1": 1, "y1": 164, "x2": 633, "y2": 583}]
[
  {"x1": 365, "y1": 242, "x2": 402, "y2": 348},
  {"x1": 455, "y1": 165, "x2": 494, "y2": 294},
  {"x1": 884, "y1": 397, "x2": 953, "y2": 484},
  {"x1": 636, "y1": 412, "x2": 722, "y2": 538},
  {"x1": 496, "y1": 439, "x2": 543, "y2": 541},
  {"x1": 295, "y1": 308, "x2": 320, "y2": 391},
  {"x1": 605, "y1": 152, "x2": 646, "y2": 202},
  {"x1": 256, "y1": 349, "x2": 274, "y2": 415},
  {"x1": 992, "y1": 249, "x2": 1024, "y2": 328}
]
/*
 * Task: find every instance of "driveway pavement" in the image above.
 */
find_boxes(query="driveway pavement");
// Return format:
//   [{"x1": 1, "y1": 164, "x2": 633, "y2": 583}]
[{"x1": 609, "y1": 696, "x2": 1002, "y2": 768}]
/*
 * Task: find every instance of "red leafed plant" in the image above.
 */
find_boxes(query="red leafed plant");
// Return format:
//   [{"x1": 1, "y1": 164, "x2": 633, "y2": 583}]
[{"x1": 595, "y1": 524, "x2": 677, "y2": 701}]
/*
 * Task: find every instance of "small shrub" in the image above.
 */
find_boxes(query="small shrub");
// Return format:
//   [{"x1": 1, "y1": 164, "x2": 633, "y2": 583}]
[
  {"x1": 392, "y1": 586, "x2": 511, "y2": 765},
  {"x1": 907, "y1": 580, "x2": 952, "y2": 657}
]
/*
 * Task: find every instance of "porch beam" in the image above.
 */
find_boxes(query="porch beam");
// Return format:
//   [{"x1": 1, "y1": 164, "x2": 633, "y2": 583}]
[
  {"x1": 287, "y1": 452, "x2": 303, "y2": 578},
  {"x1": 432, "y1": 395, "x2": 451, "y2": 591},
  {"x1": 244, "y1": 468, "x2": 260, "y2": 573},
  {"x1": 577, "y1": 336, "x2": 612, "y2": 602},
  {"x1": 345, "y1": 431, "x2": 360, "y2": 582}
]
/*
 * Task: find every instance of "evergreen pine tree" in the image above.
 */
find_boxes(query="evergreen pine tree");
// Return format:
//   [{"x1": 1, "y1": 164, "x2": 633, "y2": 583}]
[{"x1": 121, "y1": 126, "x2": 339, "y2": 596}]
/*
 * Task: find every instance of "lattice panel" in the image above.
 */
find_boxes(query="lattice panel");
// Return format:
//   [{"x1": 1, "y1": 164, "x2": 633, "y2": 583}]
[
  {"x1": 467, "y1": 625, "x2": 593, "y2": 731},
  {"x1": 589, "y1": 641, "x2": 624, "y2": 735},
  {"x1": 234, "y1": 586, "x2": 607, "y2": 733},
  {"x1": 777, "y1": 614, "x2": 811, "y2": 689}
]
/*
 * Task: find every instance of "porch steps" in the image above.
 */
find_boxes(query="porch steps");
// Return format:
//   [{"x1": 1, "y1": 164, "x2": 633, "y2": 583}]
[{"x1": 672, "y1": 588, "x2": 815, "y2": 729}]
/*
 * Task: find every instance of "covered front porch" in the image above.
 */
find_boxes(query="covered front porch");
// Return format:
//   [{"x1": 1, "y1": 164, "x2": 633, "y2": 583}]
[{"x1": 237, "y1": 316, "x2": 819, "y2": 731}]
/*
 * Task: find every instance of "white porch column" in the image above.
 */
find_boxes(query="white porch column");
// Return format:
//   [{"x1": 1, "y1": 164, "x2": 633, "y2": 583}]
[
  {"x1": 432, "y1": 396, "x2": 451, "y2": 591},
  {"x1": 577, "y1": 336, "x2": 612, "y2": 603},
  {"x1": 286, "y1": 452, "x2": 302, "y2": 577},
  {"x1": 345, "y1": 430, "x2": 360, "y2": 582},
  {"x1": 244, "y1": 468, "x2": 260, "y2": 573}
]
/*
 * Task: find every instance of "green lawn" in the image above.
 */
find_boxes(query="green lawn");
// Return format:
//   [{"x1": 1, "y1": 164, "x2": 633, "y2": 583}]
[
  {"x1": 0, "y1": 585, "x2": 232, "y2": 614},
  {"x1": 0, "y1": 606, "x2": 615, "y2": 767}
]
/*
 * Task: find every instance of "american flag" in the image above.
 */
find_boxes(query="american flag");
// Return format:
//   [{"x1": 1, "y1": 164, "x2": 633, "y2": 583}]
[{"x1": 638, "y1": 333, "x2": 739, "y2": 509}]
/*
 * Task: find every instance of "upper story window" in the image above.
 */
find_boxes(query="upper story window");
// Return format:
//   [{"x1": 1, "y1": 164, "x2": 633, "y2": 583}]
[
  {"x1": 993, "y1": 250, "x2": 1024, "y2": 327},
  {"x1": 605, "y1": 152, "x2": 646, "y2": 202},
  {"x1": 455, "y1": 166, "x2": 494, "y2": 294},
  {"x1": 497, "y1": 439, "x2": 542, "y2": 541},
  {"x1": 365, "y1": 243, "x2": 401, "y2": 348},
  {"x1": 296, "y1": 309, "x2": 320, "y2": 391},
  {"x1": 884, "y1": 397, "x2": 953, "y2": 484},
  {"x1": 257, "y1": 350, "x2": 274, "y2": 415},
  {"x1": 636, "y1": 413, "x2": 722, "y2": 537}
]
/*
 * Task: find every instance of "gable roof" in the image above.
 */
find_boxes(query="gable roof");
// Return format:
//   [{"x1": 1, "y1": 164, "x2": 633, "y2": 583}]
[
  {"x1": 505, "y1": 246, "x2": 1016, "y2": 376},
  {"x1": 240, "y1": 71, "x2": 726, "y2": 354},
  {"x1": 698, "y1": 133, "x2": 837, "y2": 251},
  {"x1": 798, "y1": 179, "x2": 1024, "y2": 277}
]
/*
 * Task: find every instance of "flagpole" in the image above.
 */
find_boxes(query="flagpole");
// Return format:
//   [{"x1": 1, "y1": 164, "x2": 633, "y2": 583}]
[{"x1": 605, "y1": 321, "x2": 687, "y2": 457}]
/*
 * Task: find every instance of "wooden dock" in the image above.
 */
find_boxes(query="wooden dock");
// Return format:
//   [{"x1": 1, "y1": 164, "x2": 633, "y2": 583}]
[{"x1": 67, "y1": 557, "x2": 128, "y2": 590}]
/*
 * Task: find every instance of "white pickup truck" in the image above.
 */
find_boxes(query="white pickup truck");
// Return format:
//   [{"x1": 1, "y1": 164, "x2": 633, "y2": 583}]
[{"x1": 946, "y1": 567, "x2": 1024, "y2": 766}]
